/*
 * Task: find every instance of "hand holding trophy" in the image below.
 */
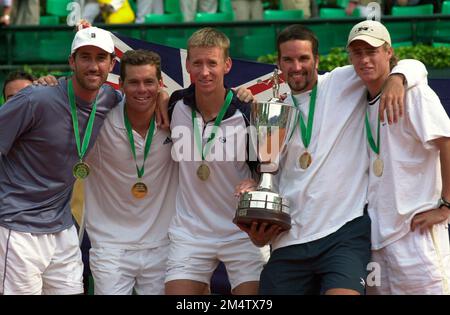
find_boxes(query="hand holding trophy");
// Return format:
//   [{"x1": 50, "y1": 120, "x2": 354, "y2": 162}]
[{"x1": 233, "y1": 69, "x2": 298, "y2": 231}]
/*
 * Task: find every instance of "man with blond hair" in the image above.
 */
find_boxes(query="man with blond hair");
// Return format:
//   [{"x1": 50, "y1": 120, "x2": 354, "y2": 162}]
[
  {"x1": 165, "y1": 27, "x2": 269, "y2": 295},
  {"x1": 347, "y1": 20, "x2": 450, "y2": 294}
]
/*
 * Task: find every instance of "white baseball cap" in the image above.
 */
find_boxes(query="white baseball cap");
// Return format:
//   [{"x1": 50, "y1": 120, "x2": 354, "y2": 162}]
[
  {"x1": 347, "y1": 20, "x2": 391, "y2": 48},
  {"x1": 71, "y1": 27, "x2": 115, "y2": 54}
]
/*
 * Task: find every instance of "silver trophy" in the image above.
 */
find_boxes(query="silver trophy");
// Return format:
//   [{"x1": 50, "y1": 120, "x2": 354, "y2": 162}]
[{"x1": 233, "y1": 69, "x2": 297, "y2": 231}]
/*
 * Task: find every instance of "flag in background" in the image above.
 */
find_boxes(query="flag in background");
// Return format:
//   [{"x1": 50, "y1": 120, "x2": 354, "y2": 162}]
[
  {"x1": 109, "y1": 33, "x2": 290, "y2": 101},
  {"x1": 109, "y1": 33, "x2": 450, "y2": 112}
]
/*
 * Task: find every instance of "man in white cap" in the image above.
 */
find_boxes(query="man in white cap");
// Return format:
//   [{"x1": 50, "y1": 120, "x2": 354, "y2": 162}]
[
  {"x1": 347, "y1": 20, "x2": 450, "y2": 294},
  {"x1": 0, "y1": 26, "x2": 121, "y2": 295}
]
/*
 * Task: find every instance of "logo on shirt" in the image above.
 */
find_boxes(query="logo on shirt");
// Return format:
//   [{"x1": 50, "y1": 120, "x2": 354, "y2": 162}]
[
  {"x1": 163, "y1": 137, "x2": 173, "y2": 145},
  {"x1": 219, "y1": 137, "x2": 226, "y2": 143}
]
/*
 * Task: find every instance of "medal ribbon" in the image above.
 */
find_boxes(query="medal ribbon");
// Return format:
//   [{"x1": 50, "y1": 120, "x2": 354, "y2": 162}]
[
  {"x1": 289, "y1": 85, "x2": 317, "y2": 150},
  {"x1": 68, "y1": 78, "x2": 99, "y2": 162},
  {"x1": 364, "y1": 110, "x2": 380, "y2": 155},
  {"x1": 124, "y1": 106, "x2": 156, "y2": 179},
  {"x1": 192, "y1": 90, "x2": 233, "y2": 161}
]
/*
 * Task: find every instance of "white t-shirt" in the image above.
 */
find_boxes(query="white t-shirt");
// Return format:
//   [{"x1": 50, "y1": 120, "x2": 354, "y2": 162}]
[
  {"x1": 169, "y1": 90, "x2": 253, "y2": 242},
  {"x1": 272, "y1": 66, "x2": 368, "y2": 249},
  {"x1": 271, "y1": 60, "x2": 428, "y2": 251},
  {"x1": 366, "y1": 84, "x2": 450, "y2": 250},
  {"x1": 84, "y1": 101, "x2": 178, "y2": 250}
]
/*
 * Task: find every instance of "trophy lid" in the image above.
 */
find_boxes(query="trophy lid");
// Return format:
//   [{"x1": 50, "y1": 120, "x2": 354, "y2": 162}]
[
  {"x1": 255, "y1": 68, "x2": 294, "y2": 108},
  {"x1": 271, "y1": 68, "x2": 280, "y2": 99}
]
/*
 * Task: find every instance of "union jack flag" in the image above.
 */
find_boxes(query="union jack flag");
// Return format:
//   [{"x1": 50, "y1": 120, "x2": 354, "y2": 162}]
[
  {"x1": 107, "y1": 33, "x2": 290, "y2": 101},
  {"x1": 107, "y1": 33, "x2": 450, "y2": 113}
]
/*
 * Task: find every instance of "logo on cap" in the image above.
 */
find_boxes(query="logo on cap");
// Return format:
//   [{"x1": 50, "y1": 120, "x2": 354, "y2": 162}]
[
  {"x1": 347, "y1": 20, "x2": 391, "y2": 47},
  {"x1": 91, "y1": 33, "x2": 96, "y2": 38}
]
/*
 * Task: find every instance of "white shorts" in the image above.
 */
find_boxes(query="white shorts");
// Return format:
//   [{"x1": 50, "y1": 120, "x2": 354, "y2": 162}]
[
  {"x1": 90, "y1": 245, "x2": 168, "y2": 295},
  {"x1": 368, "y1": 223, "x2": 450, "y2": 295},
  {"x1": 165, "y1": 234, "x2": 270, "y2": 289},
  {"x1": 0, "y1": 225, "x2": 84, "y2": 295}
]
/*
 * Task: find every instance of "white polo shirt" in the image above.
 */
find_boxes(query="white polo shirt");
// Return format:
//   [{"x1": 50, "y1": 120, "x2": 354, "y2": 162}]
[
  {"x1": 272, "y1": 66, "x2": 367, "y2": 250},
  {"x1": 84, "y1": 100, "x2": 178, "y2": 250},
  {"x1": 272, "y1": 61, "x2": 428, "y2": 251},
  {"x1": 367, "y1": 84, "x2": 450, "y2": 250},
  {"x1": 169, "y1": 87, "x2": 254, "y2": 242}
]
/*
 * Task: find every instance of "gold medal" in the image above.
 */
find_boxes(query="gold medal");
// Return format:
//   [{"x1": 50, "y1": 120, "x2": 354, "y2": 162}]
[
  {"x1": 299, "y1": 152, "x2": 312, "y2": 169},
  {"x1": 197, "y1": 164, "x2": 210, "y2": 181},
  {"x1": 73, "y1": 161, "x2": 90, "y2": 179},
  {"x1": 373, "y1": 158, "x2": 384, "y2": 177},
  {"x1": 131, "y1": 182, "x2": 148, "y2": 199}
]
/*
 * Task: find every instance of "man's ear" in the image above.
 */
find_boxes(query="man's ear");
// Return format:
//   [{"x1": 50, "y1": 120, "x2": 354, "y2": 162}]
[
  {"x1": 224, "y1": 57, "x2": 232, "y2": 75},
  {"x1": 186, "y1": 58, "x2": 191, "y2": 74},
  {"x1": 387, "y1": 46, "x2": 393, "y2": 59},
  {"x1": 109, "y1": 57, "x2": 116, "y2": 72},
  {"x1": 69, "y1": 54, "x2": 75, "y2": 71},
  {"x1": 119, "y1": 78, "x2": 124, "y2": 92}
]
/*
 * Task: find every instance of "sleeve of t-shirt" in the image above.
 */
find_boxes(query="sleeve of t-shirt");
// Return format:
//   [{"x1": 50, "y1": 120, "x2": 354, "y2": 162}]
[
  {"x1": 406, "y1": 84, "x2": 450, "y2": 150},
  {"x1": 0, "y1": 91, "x2": 35, "y2": 155},
  {"x1": 391, "y1": 59, "x2": 428, "y2": 89},
  {"x1": 325, "y1": 65, "x2": 361, "y2": 88},
  {"x1": 114, "y1": 89, "x2": 124, "y2": 106}
]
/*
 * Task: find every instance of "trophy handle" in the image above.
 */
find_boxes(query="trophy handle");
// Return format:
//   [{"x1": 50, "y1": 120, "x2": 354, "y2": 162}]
[{"x1": 282, "y1": 103, "x2": 300, "y2": 153}]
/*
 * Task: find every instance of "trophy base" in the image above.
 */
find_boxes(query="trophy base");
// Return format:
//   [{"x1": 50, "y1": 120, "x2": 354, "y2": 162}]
[{"x1": 233, "y1": 191, "x2": 291, "y2": 231}]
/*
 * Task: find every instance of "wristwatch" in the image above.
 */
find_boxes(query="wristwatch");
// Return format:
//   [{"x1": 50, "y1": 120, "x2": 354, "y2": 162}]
[{"x1": 438, "y1": 197, "x2": 450, "y2": 209}]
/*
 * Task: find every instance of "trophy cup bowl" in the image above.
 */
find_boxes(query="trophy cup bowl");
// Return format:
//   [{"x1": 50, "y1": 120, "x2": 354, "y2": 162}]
[{"x1": 233, "y1": 97, "x2": 297, "y2": 231}]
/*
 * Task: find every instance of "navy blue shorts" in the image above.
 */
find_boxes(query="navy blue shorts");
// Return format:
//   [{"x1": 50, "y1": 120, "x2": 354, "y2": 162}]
[{"x1": 259, "y1": 212, "x2": 371, "y2": 295}]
